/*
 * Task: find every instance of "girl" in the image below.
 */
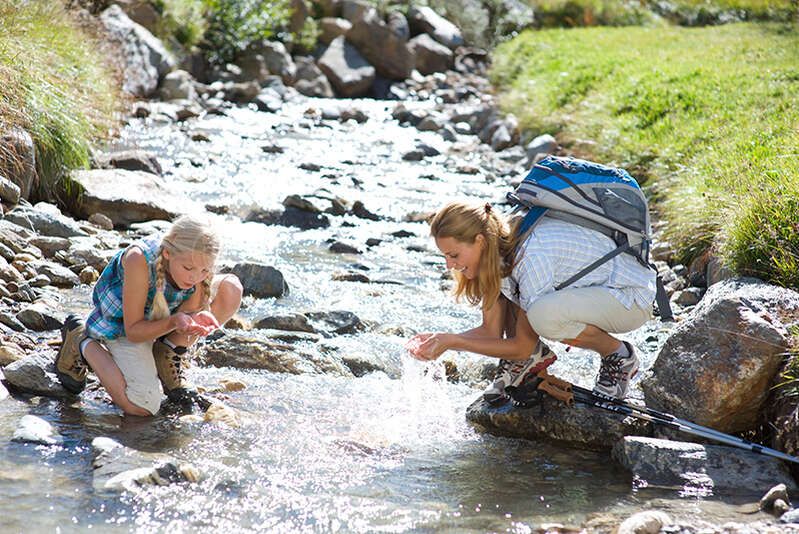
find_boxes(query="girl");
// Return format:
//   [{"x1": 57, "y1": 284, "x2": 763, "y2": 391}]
[
  {"x1": 55, "y1": 214, "x2": 243, "y2": 416},
  {"x1": 407, "y1": 202, "x2": 655, "y2": 402}
]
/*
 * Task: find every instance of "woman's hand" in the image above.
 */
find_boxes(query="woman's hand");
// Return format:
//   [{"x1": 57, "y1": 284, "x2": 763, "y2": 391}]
[{"x1": 406, "y1": 333, "x2": 451, "y2": 361}]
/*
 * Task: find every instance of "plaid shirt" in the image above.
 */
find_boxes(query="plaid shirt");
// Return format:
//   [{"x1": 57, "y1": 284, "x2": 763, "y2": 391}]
[
  {"x1": 85, "y1": 236, "x2": 195, "y2": 340},
  {"x1": 500, "y1": 218, "x2": 656, "y2": 311}
]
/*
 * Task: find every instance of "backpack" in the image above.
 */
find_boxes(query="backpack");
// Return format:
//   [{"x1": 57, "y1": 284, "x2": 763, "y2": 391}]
[{"x1": 507, "y1": 155, "x2": 673, "y2": 321}]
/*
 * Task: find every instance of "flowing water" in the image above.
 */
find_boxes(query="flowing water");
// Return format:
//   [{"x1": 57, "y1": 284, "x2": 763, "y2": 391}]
[{"x1": 0, "y1": 97, "x2": 775, "y2": 532}]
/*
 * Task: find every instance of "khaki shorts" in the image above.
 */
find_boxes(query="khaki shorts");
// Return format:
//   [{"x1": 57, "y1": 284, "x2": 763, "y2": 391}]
[
  {"x1": 526, "y1": 286, "x2": 652, "y2": 341},
  {"x1": 83, "y1": 337, "x2": 163, "y2": 415}
]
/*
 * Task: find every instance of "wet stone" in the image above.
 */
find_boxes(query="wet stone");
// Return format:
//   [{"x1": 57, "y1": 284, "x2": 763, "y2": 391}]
[
  {"x1": 332, "y1": 270, "x2": 370, "y2": 283},
  {"x1": 351, "y1": 200, "x2": 380, "y2": 221},
  {"x1": 12, "y1": 415, "x2": 64, "y2": 446},
  {"x1": 253, "y1": 313, "x2": 314, "y2": 333},
  {"x1": 229, "y1": 262, "x2": 288, "y2": 299},
  {"x1": 2, "y1": 352, "x2": 70, "y2": 398},
  {"x1": 304, "y1": 310, "x2": 363, "y2": 336},
  {"x1": 329, "y1": 241, "x2": 362, "y2": 254},
  {"x1": 16, "y1": 302, "x2": 64, "y2": 331}
]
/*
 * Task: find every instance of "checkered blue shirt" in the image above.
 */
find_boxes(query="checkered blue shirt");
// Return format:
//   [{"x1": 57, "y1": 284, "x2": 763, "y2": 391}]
[
  {"x1": 500, "y1": 218, "x2": 656, "y2": 311},
  {"x1": 85, "y1": 236, "x2": 195, "y2": 340}
]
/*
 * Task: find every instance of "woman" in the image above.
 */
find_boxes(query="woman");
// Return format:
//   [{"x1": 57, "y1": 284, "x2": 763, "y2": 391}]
[{"x1": 407, "y1": 202, "x2": 655, "y2": 402}]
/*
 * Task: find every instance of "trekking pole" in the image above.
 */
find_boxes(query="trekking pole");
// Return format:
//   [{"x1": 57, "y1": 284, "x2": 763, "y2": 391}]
[{"x1": 568, "y1": 387, "x2": 799, "y2": 465}]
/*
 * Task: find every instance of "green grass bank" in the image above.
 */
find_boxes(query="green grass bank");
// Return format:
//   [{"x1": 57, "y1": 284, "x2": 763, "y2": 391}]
[
  {"x1": 491, "y1": 22, "x2": 799, "y2": 288},
  {"x1": 0, "y1": 0, "x2": 119, "y2": 198}
]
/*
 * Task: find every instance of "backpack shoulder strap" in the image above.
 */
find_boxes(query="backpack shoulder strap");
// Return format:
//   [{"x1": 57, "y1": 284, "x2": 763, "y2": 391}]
[{"x1": 554, "y1": 242, "x2": 632, "y2": 291}]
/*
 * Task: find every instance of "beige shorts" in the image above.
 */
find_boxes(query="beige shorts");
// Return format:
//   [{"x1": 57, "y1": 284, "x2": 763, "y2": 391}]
[
  {"x1": 85, "y1": 337, "x2": 163, "y2": 415},
  {"x1": 526, "y1": 286, "x2": 652, "y2": 341}
]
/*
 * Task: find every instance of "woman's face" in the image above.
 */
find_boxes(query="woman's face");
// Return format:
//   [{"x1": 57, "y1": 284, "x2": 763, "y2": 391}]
[
  {"x1": 434, "y1": 235, "x2": 484, "y2": 280},
  {"x1": 164, "y1": 250, "x2": 214, "y2": 290}
]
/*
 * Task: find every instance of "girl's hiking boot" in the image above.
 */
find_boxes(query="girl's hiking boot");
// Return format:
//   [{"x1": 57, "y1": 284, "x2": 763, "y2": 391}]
[
  {"x1": 593, "y1": 341, "x2": 639, "y2": 399},
  {"x1": 153, "y1": 339, "x2": 209, "y2": 411},
  {"x1": 483, "y1": 342, "x2": 556, "y2": 405},
  {"x1": 55, "y1": 314, "x2": 89, "y2": 394}
]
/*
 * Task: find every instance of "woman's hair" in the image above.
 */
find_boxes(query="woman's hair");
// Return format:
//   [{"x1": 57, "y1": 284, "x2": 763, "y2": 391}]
[
  {"x1": 430, "y1": 202, "x2": 522, "y2": 309},
  {"x1": 149, "y1": 214, "x2": 220, "y2": 320}
]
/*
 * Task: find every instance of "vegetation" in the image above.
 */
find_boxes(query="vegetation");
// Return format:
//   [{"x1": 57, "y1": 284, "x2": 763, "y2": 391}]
[
  {"x1": 491, "y1": 23, "x2": 799, "y2": 287},
  {"x1": 0, "y1": 0, "x2": 119, "y2": 199}
]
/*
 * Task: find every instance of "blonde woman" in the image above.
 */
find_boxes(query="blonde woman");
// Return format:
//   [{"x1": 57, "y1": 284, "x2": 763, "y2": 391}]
[
  {"x1": 407, "y1": 202, "x2": 655, "y2": 402},
  {"x1": 55, "y1": 215, "x2": 243, "y2": 416}
]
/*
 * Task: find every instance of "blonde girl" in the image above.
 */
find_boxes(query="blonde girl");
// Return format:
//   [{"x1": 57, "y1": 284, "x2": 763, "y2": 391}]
[
  {"x1": 407, "y1": 202, "x2": 655, "y2": 402},
  {"x1": 55, "y1": 214, "x2": 243, "y2": 416}
]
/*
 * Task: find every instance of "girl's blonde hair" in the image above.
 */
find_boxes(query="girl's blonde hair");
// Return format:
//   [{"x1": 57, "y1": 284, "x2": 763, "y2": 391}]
[
  {"x1": 430, "y1": 202, "x2": 522, "y2": 310},
  {"x1": 149, "y1": 214, "x2": 220, "y2": 320}
]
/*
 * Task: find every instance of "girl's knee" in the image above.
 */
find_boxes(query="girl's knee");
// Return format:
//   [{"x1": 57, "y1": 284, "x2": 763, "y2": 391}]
[{"x1": 214, "y1": 274, "x2": 243, "y2": 306}]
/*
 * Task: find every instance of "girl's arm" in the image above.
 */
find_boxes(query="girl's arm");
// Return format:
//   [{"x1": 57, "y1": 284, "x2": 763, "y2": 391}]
[{"x1": 121, "y1": 248, "x2": 196, "y2": 343}]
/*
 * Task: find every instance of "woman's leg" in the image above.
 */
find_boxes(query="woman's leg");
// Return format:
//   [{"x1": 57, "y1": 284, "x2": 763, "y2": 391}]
[{"x1": 81, "y1": 339, "x2": 153, "y2": 417}]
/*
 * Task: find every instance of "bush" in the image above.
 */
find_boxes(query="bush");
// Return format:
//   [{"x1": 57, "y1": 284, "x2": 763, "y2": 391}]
[{"x1": 0, "y1": 0, "x2": 119, "y2": 200}]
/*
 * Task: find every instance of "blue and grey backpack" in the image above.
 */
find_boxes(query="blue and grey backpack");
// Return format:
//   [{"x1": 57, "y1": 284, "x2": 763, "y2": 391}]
[{"x1": 507, "y1": 155, "x2": 673, "y2": 321}]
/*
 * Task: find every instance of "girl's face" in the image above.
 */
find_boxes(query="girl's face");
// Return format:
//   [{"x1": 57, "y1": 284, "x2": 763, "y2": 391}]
[
  {"x1": 435, "y1": 234, "x2": 484, "y2": 280},
  {"x1": 163, "y1": 250, "x2": 214, "y2": 290}
]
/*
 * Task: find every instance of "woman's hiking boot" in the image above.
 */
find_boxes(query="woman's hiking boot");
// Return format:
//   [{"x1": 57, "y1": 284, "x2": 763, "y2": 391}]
[
  {"x1": 153, "y1": 339, "x2": 210, "y2": 411},
  {"x1": 593, "y1": 341, "x2": 639, "y2": 399},
  {"x1": 55, "y1": 314, "x2": 89, "y2": 394},
  {"x1": 483, "y1": 342, "x2": 556, "y2": 405}
]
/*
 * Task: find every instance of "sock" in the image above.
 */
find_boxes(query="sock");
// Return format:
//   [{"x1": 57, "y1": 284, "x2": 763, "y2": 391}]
[{"x1": 614, "y1": 342, "x2": 630, "y2": 358}]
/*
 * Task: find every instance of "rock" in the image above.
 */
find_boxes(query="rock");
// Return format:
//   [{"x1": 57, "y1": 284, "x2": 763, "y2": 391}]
[
  {"x1": 642, "y1": 278, "x2": 799, "y2": 433},
  {"x1": 234, "y1": 52, "x2": 270, "y2": 84},
  {"x1": 491, "y1": 124, "x2": 514, "y2": 151},
  {"x1": 95, "y1": 149, "x2": 164, "y2": 176},
  {"x1": 304, "y1": 310, "x2": 363, "y2": 335},
  {"x1": 293, "y1": 58, "x2": 335, "y2": 98},
  {"x1": 341, "y1": 351, "x2": 399, "y2": 378},
  {"x1": 254, "y1": 88, "x2": 286, "y2": 111},
  {"x1": 409, "y1": 34, "x2": 453, "y2": 75},
  {"x1": 417, "y1": 115, "x2": 444, "y2": 132},
  {"x1": 319, "y1": 17, "x2": 352, "y2": 45},
  {"x1": 253, "y1": 313, "x2": 314, "y2": 332},
  {"x1": 2, "y1": 352, "x2": 70, "y2": 397},
  {"x1": 526, "y1": 134, "x2": 558, "y2": 163},
  {"x1": 351, "y1": 200, "x2": 379, "y2": 221},
  {"x1": 493, "y1": 0, "x2": 536, "y2": 37},
  {"x1": 0, "y1": 342, "x2": 25, "y2": 365},
  {"x1": 329, "y1": 241, "x2": 362, "y2": 254},
  {"x1": 5, "y1": 205, "x2": 87, "y2": 238},
  {"x1": 100, "y1": 5, "x2": 175, "y2": 97},
  {"x1": 0, "y1": 128, "x2": 37, "y2": 200},
  {"x1": 781, "y1": 508, "x2": 799, "y2": 523},
  {"x1": 201, "y1": 333, "x2": 350, "y2": 376},
  {"x1": 760, "y1": 483, "x2": 791, "y2": 511},
  {"x1": 245, "y1": 206, "x2": 330, "y2": 230},
  {"x1": 65, "y1": 169, "x2": 182, "y2": 227},
  {"x1": 30, "y1": 261, "x2": 81, "y2": 288},
  {"x1": 0, "y1": 175, "x2": 21, "y2": 204},
  {"x1": 158, "y1": 70, "x2": 197, "y2": 101},
  {"x1": 672, "y1": 287, "x2": 703, "y2": 306},
  {"x1": 332, "y1": 270, "x2": 370, "y2": 283},
  {"x1": 612, "y1": 436, "x2": 798, "y2": 495},
  {"x1": 88, "y1": 213, "x2": 114, "y2": 230},
  {"x1": 318, "y1": 37, "x2": 375, "y2": 98},
  {"x1": 387, "y1": 11, "x2": 410, "y2": 40},
  {"x1": 12, "y1": 415, "x2": 63, "y2": 446},
  {"x1": 617, "y1": 510, "x2": 671, "y2": 534},
  {"x1": 402, "y1": 149, "x2": 425, "y2": 161},
  {"x1": 223, "y1": 81, "x2": 261, "y2": 103},
  {"x1": 79, "y1": 266, "x2": 99, "y2": 285},
  {"x1": 261, "y1": 329, "x2": 321, "y2": 343},
  {"x1": 93, "y1": 437, "x2": 200, "y2": 493},
  {"x1": 17, "y1": 302, "x2": 64, "y2": 331},
  {"x1": 249, "y1": 40, "x2": 296, "y2": 84},
  {"x1": 28, "y1": 236, "x2": 70, "y2": 259},
  {"x1": 466, "y1": 395, "x2": 651, "y2": 450},
  {"x1": 346, "y1": 9, "x2": 415, "y2": 80},
  {"x1": 283, "y1": 194, "x2": 323, "y2": 214},
  {"x1": 0, "y1": 375, "x2": 7, "y2": 401},
  {"x1": 315, "y1": 0, "x2": 341, "y2": 17},
  {"x1": 340, "y1": 0, "x2": 371, "y2": 23},
  {"x1": 230, "y1": 262, "x2": 288, "y2": 299},
  {"x1": 407, "y1": 6, "x2": 464, "y2": 49}
]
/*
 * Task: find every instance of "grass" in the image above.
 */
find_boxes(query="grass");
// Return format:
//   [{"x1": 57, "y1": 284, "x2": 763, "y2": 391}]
[
  {"x1": 491, "y1": 22, "x2": 799, "y2": 287},
  {"x1": 0, "y1": 0, "x2": 119, "y2": 199}
]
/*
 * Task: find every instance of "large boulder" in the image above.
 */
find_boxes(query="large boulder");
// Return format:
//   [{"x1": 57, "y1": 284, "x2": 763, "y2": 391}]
[
  {"x1": 346, "y1": 10, "x2": 415, "y2": 80},
  {"x1": 4, "y1": 205, "x2": 87, "y2": 238},
  {"x1": 642, "y1": 278, "x2": 799, "y2": 433},
  {"x1": 466, "y1": 395, "x2": 651, "y2": 450},
  {"x1": 2, "y1": 352, "x2": 71, "y2": 398},
  {"x1": 200, "y1": 333, "x2": 351, "y2": 376},
  {"x1": 318, "y1": 37, "x2": 375, "y2": 98},
  {"x1": 247, "y1": 41, "x2": 296, "y2": 85},
  {"x1": 0, "y1": 128, "x2": 37, "y2": 200},
  {"x1": 93, "y1": 149, "x2": 162, "y2": 176},
  {"x1": 407, "y1": 6, "x2": 464, "y2": 50},
  {"x1": 230, "y1": 262, "x2": 288, "y2": 299},
  {"x1": 319, "y1": 17, "x2": 352, "y2": 45},
  {"x1": 64, "y1": 169, "x2": 183, "y2": 227},
  {"x1": 293, "y1": 57, "x2": 335, "y2": 98},
  {"x1": 613, "y1": 436, "x2": 798, "y2": 495},
  {"x1": 100, "y1": 5, "x2": 175, "y2": 97},
  {"x1": 408, "y1": 34, "x2": 453, "y2": 75}
]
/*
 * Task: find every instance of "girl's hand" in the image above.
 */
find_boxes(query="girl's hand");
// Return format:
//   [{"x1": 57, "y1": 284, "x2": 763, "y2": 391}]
[
  {"x1": 191, "y1": 310, "x2": 220, "y2": 335},
  {"x1": 407, "y1": 333, "x2": 450, "y2": 361},
  {"x1": 172, "y1": 312, "x2": 207, "y2": 336}
]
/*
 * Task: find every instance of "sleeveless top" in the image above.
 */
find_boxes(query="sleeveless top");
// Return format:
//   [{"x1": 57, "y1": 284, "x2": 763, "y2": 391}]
[{"x1": 85, "y1": 236, "x2": 196, "y2": 340}]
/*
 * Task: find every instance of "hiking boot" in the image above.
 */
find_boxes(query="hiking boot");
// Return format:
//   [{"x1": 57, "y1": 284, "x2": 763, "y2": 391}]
[
  {"x1": 55, "y1": 314, "x2": 88, "y2": 394},
  {"x1": 153, "y1": 338, "x2": 190, "y2": 393},
  {"x1": 593, "y1": 341, "x2": 639, "y2": 400},
  {"x1": 483, "y1": 342, "x2": 556, "y2": 405}
]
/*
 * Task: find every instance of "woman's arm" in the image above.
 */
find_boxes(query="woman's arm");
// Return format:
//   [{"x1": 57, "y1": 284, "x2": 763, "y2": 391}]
[{"x1": 121, "y1": 249, "x2": 198, "y2": 343}]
